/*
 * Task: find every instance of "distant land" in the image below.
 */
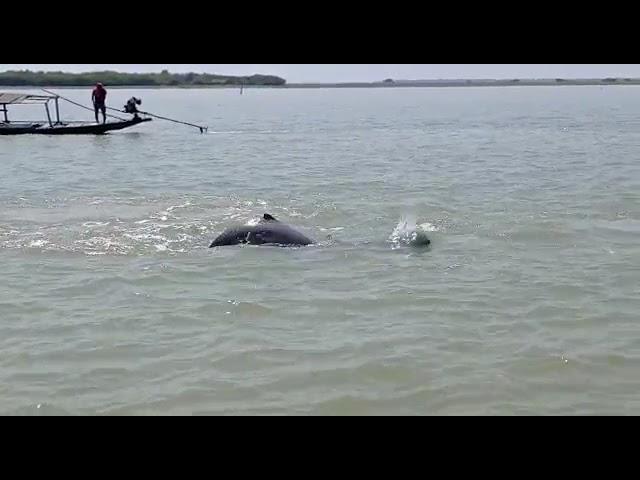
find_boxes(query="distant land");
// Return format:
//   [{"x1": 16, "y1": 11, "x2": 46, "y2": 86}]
[
  {"x1": 0, "y1": 70, "x2": 286, "y2": 87},
  {"x1": 286, "y1": 78, "x2": 640, "y2": 88},
  {"x1": 2, "y1": 70, "x2": 640, "y2": 88}
]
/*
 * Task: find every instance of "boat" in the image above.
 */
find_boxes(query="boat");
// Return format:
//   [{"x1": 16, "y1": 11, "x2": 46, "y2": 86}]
[
  {"x1": 0, "y1": 116, "x2": 151, "y2": 135},
  {"x1": 0, "y1": 92, "x2": 152, "y2": 135}
]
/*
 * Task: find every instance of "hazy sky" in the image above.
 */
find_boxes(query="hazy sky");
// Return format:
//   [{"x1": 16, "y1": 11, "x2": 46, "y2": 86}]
[{"x1": 2, "y1": 64, "x2": 640, "y2": 83}]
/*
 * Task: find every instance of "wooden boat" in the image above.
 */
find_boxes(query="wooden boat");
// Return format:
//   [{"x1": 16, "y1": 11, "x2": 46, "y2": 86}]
[
  {"x1": 0, "y1": 117, "x2": 151, "y2": 135},
  {"x1": 0, "y1": 92, "x2": 152, "y2": 135}
]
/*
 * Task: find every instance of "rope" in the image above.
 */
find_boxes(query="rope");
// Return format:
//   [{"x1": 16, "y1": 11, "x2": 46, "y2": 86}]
[
  {"x1": 105, "y1": 105, "x2": 207, "y2": 133},
  {"x1": 41, "y1": 89, "x2": 127, "y2": 121}
]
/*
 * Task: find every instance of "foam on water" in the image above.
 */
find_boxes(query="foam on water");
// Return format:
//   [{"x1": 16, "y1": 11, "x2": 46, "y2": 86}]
[
  {"x1": 0, "y1": 195, "x2": 326, "y2": 257},
  {"x1": 0, "y1": 196, "x2": 219, "y2": 256}
]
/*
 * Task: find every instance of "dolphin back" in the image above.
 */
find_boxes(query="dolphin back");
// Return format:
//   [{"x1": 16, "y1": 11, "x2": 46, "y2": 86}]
[
  {"x1": 209, "y1": 214, "x2": 314, "y2": 248},
  {"x1": 209, "y1": 227, "x2": 249, "y2": 247}
]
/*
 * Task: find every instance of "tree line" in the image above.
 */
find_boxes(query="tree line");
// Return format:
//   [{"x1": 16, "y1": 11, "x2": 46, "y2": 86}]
[{"x1": 0, "y1": 70, "x2": 287, "y2": 86}]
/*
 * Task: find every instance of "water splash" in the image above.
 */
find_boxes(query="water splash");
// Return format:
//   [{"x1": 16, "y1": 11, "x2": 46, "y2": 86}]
[{"x1": 388, "y1": 215, "x2": 433, "y2": 249}]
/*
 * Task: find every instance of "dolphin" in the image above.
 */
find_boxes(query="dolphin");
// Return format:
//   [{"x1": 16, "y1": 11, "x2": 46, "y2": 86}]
[{"x1": 209, "y1": 213, "x2": 315, "y2": 247}]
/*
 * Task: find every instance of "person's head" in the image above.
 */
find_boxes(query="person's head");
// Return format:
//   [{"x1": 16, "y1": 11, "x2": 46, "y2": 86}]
[{"x1": 96, "y1": 82, "x2": 104, "y2": 89}]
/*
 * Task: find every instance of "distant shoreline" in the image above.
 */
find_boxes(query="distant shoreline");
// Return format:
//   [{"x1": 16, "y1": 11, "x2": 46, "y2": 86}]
[
  {"x1": 287, "y1": 78, "x2": 640, "y2": 88},
  {"x1": 2, "y1": 77, "x2": 640, "y2": 90},
  {"x1": 0, "y1": 70, "x2": 286, "y2": 88}
]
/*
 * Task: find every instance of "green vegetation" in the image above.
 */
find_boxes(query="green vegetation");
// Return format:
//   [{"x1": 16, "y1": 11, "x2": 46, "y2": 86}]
[{"x1": 0, "y1": 70, "x2": 286, "y2": 87}]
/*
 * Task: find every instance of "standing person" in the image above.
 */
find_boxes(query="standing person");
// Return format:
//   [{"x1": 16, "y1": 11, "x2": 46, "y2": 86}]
[{"x1": 92, "y1": 83, "x2": 107, "y2": 124}]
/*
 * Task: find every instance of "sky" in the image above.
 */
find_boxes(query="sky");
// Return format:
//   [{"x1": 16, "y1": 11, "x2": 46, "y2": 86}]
[{"x1": 2, "y1": 64, "x2": 640, "y2": 83}]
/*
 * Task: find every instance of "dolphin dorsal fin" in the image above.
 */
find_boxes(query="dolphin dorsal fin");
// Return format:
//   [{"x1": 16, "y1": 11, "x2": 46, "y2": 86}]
[{"x1": 263, "y1": 213, "x2": 277, "y2": 222}]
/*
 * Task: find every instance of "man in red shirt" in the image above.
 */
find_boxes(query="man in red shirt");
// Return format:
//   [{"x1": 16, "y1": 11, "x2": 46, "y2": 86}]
[{"x1": 91, "y1": 83, "x2": 107, "y2": 124}]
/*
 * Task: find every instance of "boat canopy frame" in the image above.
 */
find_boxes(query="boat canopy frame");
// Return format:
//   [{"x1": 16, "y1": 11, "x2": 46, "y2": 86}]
[{"x1": 0, "y1": 92, "x2": 63, "y2": 127}]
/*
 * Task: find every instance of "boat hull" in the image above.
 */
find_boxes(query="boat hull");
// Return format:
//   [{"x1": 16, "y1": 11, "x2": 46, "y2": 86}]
[{"x1": 0, "y1": 117, "x2": 151, "y2": 135}]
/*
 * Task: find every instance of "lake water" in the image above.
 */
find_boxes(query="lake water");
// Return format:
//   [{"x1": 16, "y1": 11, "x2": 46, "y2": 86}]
[{"x1": 1, "y1": 86, "x2": 639, "y2": 415}]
